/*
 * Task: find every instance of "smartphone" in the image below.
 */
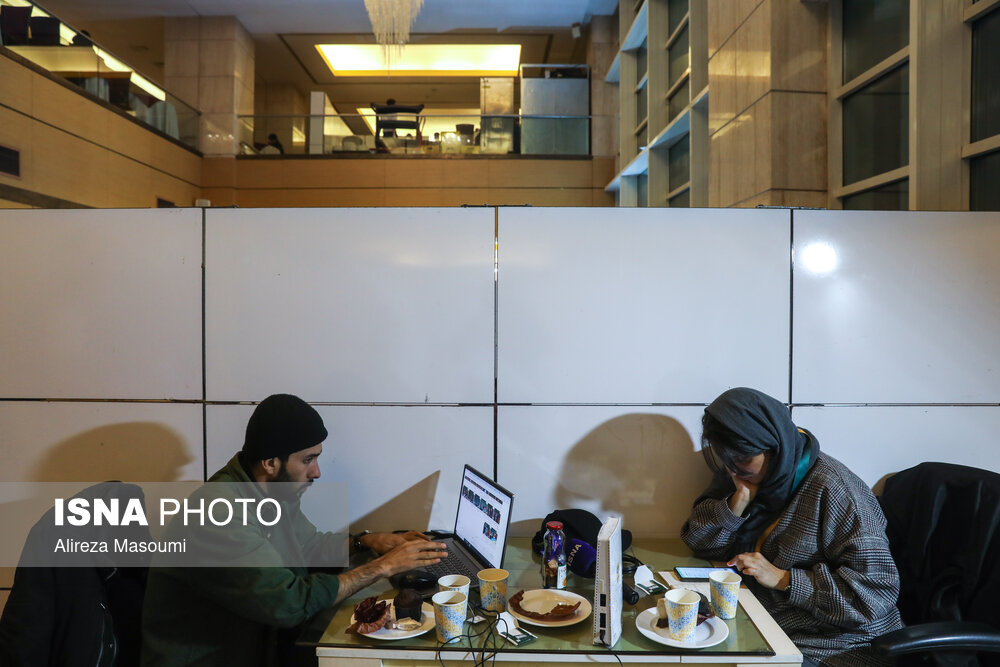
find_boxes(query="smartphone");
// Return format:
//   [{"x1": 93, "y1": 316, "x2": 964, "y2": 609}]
[{"x1": 674, "y1": 566, "x2": 739, "y2": 581}]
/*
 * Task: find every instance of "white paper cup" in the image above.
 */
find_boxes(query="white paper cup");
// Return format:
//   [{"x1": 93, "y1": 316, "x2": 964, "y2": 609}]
[
  {"x1": 709, "y1": 570, "x2": 741, "y2": 619},
  {"x1": 664, "y1": 588, "x2": 700, "y2": 641},
  {"x1": 438, "y1": 574, "x2": 471, "y2": 599}
]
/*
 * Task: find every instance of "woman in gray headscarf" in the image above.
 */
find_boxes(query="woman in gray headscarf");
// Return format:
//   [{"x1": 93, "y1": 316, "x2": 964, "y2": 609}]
[{"x1": 681, "y1": 388, "x2": 902, "y2": 667}]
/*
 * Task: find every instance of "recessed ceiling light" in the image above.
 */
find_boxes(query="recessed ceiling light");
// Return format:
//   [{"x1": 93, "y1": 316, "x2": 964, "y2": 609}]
[{"x1": 316, "y1": 44, "x2": 521, "y2": 77}]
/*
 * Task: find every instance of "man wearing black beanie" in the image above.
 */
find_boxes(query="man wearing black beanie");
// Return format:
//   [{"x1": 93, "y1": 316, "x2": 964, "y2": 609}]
[{"x1": 142, "y1": 394, "x2": 447, "y2": 667}]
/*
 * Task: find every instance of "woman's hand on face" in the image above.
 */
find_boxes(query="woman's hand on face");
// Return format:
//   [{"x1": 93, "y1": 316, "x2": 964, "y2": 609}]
[
  {"x1": 728, "y1": 552, "x2": 788, "y2": 590},
  {"x1": 727, "y1": 472, "x2": 758, "y2": 517}
]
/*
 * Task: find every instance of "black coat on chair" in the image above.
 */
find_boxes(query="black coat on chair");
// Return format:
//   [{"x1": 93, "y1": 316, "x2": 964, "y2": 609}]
[
  {"x1": 874, "y1": 462, "x2": 1000, "y2": 666},
  {"x1": 0, "y1": 482, "x2": 149, "y2": 667}
]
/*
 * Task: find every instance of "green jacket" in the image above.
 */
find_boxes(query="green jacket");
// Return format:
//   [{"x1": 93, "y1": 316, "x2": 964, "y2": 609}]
[{"x1": 141, "y1": 454, "x2": 341, "y2": 667}]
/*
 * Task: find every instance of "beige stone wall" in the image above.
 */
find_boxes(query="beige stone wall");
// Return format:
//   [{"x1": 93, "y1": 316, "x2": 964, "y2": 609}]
[
  {"x1": 253, "y1": 83, "x2": 308, "y2": 153},
  {"x1": 0, "y1": 52, "x2": 200, "y2": 209},
  {"x1": 588, "y1": 15, "x2": 620, "y2": 162},
  {"x1": 164, "y1": 17, "x2": 254, "y2": 156},
  {"x1": 708, "y1": 0, "x2": 828, "y2": 208}
]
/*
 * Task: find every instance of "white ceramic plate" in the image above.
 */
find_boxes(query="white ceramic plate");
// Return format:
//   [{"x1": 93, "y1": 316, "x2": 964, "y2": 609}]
[
  {"x1": 635, "y1": 608, "x2": 730, "y2": 648},
  {"x1": 508, "y1": 589, "x2": 593, "y2": 627},
  {"x1": 353, "y1": 601, "x2": 435, "y2": 640}
]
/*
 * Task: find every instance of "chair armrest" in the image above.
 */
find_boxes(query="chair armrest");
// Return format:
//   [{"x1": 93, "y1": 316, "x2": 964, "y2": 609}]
[{"x1": 872, "y1": 622, "x2": 1000, "y2": 656}]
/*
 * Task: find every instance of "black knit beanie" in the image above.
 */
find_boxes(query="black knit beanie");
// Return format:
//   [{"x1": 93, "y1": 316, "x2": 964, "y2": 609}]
[{"x1": 242, "y1": 394, "x2": 328, "y2": 460}]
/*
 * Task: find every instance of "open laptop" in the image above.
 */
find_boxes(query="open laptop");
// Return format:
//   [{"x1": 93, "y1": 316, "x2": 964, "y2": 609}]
[{"x1": 393, "y1": 464, "x2": 514, "y2": 590}]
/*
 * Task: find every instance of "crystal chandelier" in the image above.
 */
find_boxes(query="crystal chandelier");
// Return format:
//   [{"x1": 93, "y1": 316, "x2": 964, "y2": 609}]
[{"x1": 363, "y1": 0, "x2": 425, "y2": 67}]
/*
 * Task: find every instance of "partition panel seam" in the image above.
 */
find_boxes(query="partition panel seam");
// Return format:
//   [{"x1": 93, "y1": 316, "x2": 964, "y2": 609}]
[
  {"x1": 201, "y1": 208, "x2": 208, "y2": 482},
  {"x1": 494, "y1": 206, "x2": 500, "y2": 481},
  {"x1": 789, "y1": 209, "x2": 795, "y2": 405}
]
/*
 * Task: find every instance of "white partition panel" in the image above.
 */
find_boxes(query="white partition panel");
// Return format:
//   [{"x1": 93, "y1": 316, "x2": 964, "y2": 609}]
[
  {"x1": 205, "y1": 208, "x2": 495, "y2": 404},
  {"x1": 206, "y1": 404, "x2": 492, "y2": 532},
  {"x1": 792, "y1": 406, "x2": 1000, "y2": 487},
  {"x1": 793, "y1": 210, "x2": 1000, "y2": 404},
  {"x1": 498, "y1": 405, "x2": 714, "y2": 538},
  {"x1": 0, "y1": 401, "x2": 204, "y2": 482},
  {"x1": 497, "y1": 208, "x2": 791, "y2": 404},
  {"x1": 0, "y1": 209, "x2": 203, "y2": 399}
]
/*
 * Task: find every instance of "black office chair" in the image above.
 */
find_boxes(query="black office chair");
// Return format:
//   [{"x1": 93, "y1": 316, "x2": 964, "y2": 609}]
[
  {"x1": 0, "y1": 6, "x2": 31, "y2": 46},
  {"x1": 28, "y1": 16, "x2": 61, "y2": 45},
  {"x1": 371, "y1": 102, "x2": 424, "y2": 145},
  {"x1": 0, "y1": 482, "x2": 150, "y2": 667},
  {"x1": 872, "y1": 462, "x2": 1000, "y2": 666}
]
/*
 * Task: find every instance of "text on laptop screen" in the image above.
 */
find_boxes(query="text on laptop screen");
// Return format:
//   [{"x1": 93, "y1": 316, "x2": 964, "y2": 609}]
[{"x1": 455, "y1": 466, "x2": 511, "y2": 569}]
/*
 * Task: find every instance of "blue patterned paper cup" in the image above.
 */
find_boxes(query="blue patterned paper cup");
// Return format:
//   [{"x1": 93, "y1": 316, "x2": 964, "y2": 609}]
[
  {"x1": 665, "y1": 588, "x2": 700, "y2": 641},
  {"x1": 477, "y1": 568, "x2": 508, "y2": 612},
  {"x1": 709, "y1": 570, "x2": 741, "y2": 620},
  {"x1": 432, "y1": 590, "x2": 467, "y2": 643}
]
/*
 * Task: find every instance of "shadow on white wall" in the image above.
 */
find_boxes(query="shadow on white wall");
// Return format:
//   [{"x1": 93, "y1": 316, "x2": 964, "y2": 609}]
[
  {"x1": 28, "y1": 422, "x2": 193, "y2": 483},
  {"x1": 523, "y1": 413, "x2": 712, "y2": 538},
  {"x1": 349, "y1": 470, "x2": 440, "y2": 535}
]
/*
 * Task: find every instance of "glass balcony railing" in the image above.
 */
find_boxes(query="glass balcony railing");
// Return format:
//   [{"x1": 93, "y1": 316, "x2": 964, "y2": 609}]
[
  {"x1": 1, "y1": 0, "x2": 200, "y2": 150},
  {"x1": 237, "y1": 113, "x2": 591, "y2": 157}
]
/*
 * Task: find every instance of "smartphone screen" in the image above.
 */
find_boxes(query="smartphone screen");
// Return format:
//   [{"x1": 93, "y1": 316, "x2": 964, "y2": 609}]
[{"x1": 674, "y1": 566, "x2": 739, "y2": 581}]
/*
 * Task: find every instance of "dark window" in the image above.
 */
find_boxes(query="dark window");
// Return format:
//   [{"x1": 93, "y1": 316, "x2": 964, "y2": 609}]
[
  {"x1": 636, "y1": 39, "x2": 648, "y2": 83},
  {"x1": 669, "y1": 188, "x2": 691, "y2": 208},
  {"x1": 970, "y1": 150, "x2": 1000, "y2": 211},
  {"x1": 637, "y1": 82, "x2": 648, "y2": 127},
  {"x1": 842, "y1": 0, "x2": 909, "y2": 83},
  {"x1": 971, "y1": 8, "x2": 1000, "y2": 142},
  {"x1": 668, "y1": 24, "x2": 690, "y2": 86},
  {"x1": 668, "y1": 79, "x2": 690, "y2": 123},
  {"x1": 842, "y1": 179, "x2": 909, "y2": 210},
  {"x1": 636, "y1": 173, "x2": 648, "y2": 208},
  {"x1": 0, "y1": 145, "x2": 19, "y2": 177},
  {"x1": 669, "y1": 134, "x2": 691, "y2": 192},
  {"x1": 668, "y1": 0, "x2": 689, "y2": 37},
  {"x1": 843, "y1": 64, "x2": 908, "y2": 185}
]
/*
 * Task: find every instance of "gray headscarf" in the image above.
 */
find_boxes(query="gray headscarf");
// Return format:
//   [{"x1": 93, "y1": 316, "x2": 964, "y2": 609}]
[{"x1": 697, "y1": 387, "x2": 819, "y2": 553}]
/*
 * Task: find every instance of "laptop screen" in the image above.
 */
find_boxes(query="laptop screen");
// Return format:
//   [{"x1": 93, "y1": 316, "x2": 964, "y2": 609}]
[{"x1": 453, "y1": 465, "x2": 513, "y2": 569}]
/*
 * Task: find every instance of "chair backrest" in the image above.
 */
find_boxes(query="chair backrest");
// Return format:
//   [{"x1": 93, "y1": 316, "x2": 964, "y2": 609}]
[
  {"x1": 0, "y1": 482, "x2": 150, "y2": 667},
  {"x1": 28, "y1": 15, "x2": 61, "y2": 45},
  {"x1": 879, "y1": 462, "x2": 1000, "y2": 628},
  {"x1": 371, "y1": 102, "x2": 424, "y2": 116},
  {"x1": 0, "y1": 6, "x2": 31, "y2": 45},
  {"x1": 371, "y1": 103, "x2": 424, "y2": 136}
]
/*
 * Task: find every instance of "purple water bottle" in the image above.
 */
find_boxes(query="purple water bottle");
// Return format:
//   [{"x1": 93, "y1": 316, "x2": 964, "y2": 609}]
[{"x1": 542, "y1": 520, "x2": 567, "y2": 589}]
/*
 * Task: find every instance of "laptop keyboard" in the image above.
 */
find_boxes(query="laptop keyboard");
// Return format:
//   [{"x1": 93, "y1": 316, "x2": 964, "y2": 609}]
[{"x1": 422, "y1": 553, "x2": 481, "y2": 582}]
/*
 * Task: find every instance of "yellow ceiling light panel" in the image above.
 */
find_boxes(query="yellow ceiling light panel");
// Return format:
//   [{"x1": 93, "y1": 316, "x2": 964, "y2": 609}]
[{"x1": 316, "y1": 44, "x2": 521, "y2": 77}]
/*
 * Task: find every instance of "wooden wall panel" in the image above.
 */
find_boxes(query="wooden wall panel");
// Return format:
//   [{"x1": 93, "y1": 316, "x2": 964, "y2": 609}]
[
  {"x1": 0, "y1": 53, "x2": 33, "y2": 112},
  {"x1": 2, "y1": 54, "x2": 611, "y2": 211},
  {"x1": 384, "y1": 160, "x2": 491, "y2": 188},
  {"x1": 487, "y1": 160, "x2": 593, "y2": 188},
  {"x1": 202, "y1": 157, "x2": 236, "y2": 188},
  {"x1": 382, "y1": 188, "x2": 492, "y2": 207},
  {"x1": 1, "y1": 53, "x2": 201, "y2": 209},
  {"x1": 227, "y1": 158, "x2": 611, "y2": 208}
]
